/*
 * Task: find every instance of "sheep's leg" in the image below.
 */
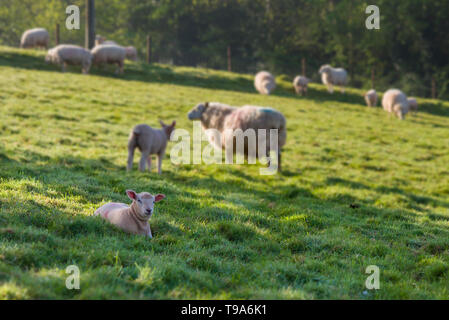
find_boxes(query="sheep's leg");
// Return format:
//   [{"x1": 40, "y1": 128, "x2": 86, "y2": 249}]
[
  {"x1": 341, "y1": 86, "x2": 345, "y2": 94},
  {"x1": 329, "y1": 84, "x2": 334, "y2": 94},
  {"x1": 127, "y1": 146, "x2": 135, "y2": 172},
  {"x1": 157, "y1": 153, "x2": 164, "y2": 175},
  {"x1": 61, "y1": 62, "x2": 67, "y2": 73},
  {"x1": 146, "y1": 156, "x2": 152, "y2": 172},
  {"x1": 139, "y1": 150, "x2": 150, "y2": 172}
]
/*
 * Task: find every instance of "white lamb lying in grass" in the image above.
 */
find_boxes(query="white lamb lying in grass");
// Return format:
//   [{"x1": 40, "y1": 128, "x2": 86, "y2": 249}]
[
  {"x1": 95, "y1": 190, "x2": 165, "y2": 238},
  {"x1": 319, "y1": 64, "x2": 348, "y2": 93}
]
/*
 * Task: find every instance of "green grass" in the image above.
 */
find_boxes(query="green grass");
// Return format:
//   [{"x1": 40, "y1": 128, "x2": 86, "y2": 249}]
[{"x1": 0, "y1": 45, "x2": 448, "y2": 299}]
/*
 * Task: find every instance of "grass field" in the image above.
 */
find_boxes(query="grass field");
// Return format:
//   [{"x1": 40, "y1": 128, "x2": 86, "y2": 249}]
[{"x1": 0, "y1": 45, "x2": 448, "y2": 299}]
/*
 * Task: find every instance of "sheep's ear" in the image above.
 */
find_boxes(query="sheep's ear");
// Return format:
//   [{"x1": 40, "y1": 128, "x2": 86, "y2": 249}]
[
  {"x1": 171, "y1": 121, "x2": 176, "y2": 127},
  {"x1": 126, "y1": 190, "x2": 137, "y2": 200},
  {"x1": 154, "y1": 194, "x2": 166, "y2": 202},
  {"x1": 204, "y1": 102, "x2": 209, "y2": 110},
  {"x1": 159, "y1": 119, "x2": 166, "y2": 127}
]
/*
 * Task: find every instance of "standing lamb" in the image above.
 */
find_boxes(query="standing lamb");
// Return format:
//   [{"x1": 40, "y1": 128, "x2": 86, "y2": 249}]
[
  {"x1": 382, "y1": 89, "x2": 410, "y2": 120},
  {"x1": 187, "y1": 102, "x2": 286, "y2": 172},
  {"x1": 293, "y1": 76, "x2": 310, "y2": 96},
  {"x1": 95, "y1": 190, "x2": 165, "y2": 238},
  {"x1": 254, "y1": 71, "x2": 276, "y2": 95},
  {"x1": 45, "y1": 45, "x2": 92, "y2": 74},
  {"x1": 125, "y1": 46, "x2": 138, "y2": 61},
  {"x1": 91, "y1": 44, "x2": 127, "y2": 74},
  {"x1": 318, "y1": 64, "x2": 348, "y2": 93},
  {"x1": 127, "y1": 120, "x2": 176, "y2": 174},
  {"x1": 364, "y1": 89, "x2": 378, "y2": 107},
  {"x1": 20, "y1": 28, "x2": 49, "y2": 49}
]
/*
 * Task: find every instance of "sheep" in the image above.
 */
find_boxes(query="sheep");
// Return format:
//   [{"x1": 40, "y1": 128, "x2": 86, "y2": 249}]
[
  {"x1": 95, "y1": 190, "x2": 165, "y2": 238},
  {"x1": 20, "y1": 28, "x2": 49, "y2": 49},
  {"x1": 293, "y1": 76, "x2": 310, "y2": 96},
  {"x1": 408, "y1": 97, "x2": 418, "y2": 114},
  {"x1": 318, "y1": 64, "x2": 348, "y2": 93},
  {"x1": 187, "y1": 102, "x2": 286, "y2": 172},
  {"x1": 364, "y1": 89, "x2": 378, "y2": 107},
  {"x1": 91, "y1": 44, "x2": 127, "y2": 74},
  {"x1": 125, "y1": 46, "x2": 138, "y2": 61},
  {"x1": 127, "y1": 120, "x2": 176, "y2": 174},
  {"x1": 254, "y1": 71, "x2": 276, "y2": 95},
  {"x1": 45, "y1": 45, "x2": 92, "y2": 74},
  {"x1": 382, "y1": 89, "x2": 410, "y2": 120},
  {"x1": 95, "y1": 35, "x2": 106, "y2": 46}
]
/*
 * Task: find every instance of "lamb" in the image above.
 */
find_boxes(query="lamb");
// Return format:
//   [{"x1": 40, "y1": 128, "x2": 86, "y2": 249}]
[
  {"x1": 293, "y1": 76, "x2": 310, "y2": 96},
  {"x1": 408, "y1": 98, "x2": 418, "y2": 113},
  {"x1": 187, "y1": 102, "x2": 286, "y2": 172},
  {"x1": 91, "y1": 44, "x2": 127, "y2": 74},
  {"x1": 127, "y1": 120, "x2": 176, "y2": 174},
  {"x1": 20, "y1": 28, "x2": 49, "y2": 49},
  {"x1": 254, "y1": 71, "x2": 276, "y2": 95},
  {"x1": 364, "y1": 89, "x2": 378, "y2": 107},
  {"x1": 125, "y1": 46, "x2": 138, "y2": 61},
  {"x1": 95, "y1": 190, "x2": 165, "y2": 238},
  {"x1": 382, "y1": 89, "x2": 410, "y2": 120},
  {"x1": 95, "y1": 35, "x2": 118, "y2": 46},
  {"x1": 318, "y1": 64, "x2": 348, "y2": 93},
  {"x1": 45, "y1": 45, "x2": 92, "y2": 74}
]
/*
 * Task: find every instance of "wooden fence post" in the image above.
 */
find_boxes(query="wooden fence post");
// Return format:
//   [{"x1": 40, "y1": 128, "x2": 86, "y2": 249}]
[
  {"x1": 302, "y1": 58, "x2": 306, "y2": 77},
  {"x1": 55, "y1": 23, "x2": 60, "y2": 46},
  {"x1": 227, "y1": 45, "x2": 232, "y2": 72},
  {"x1": 371, "y1": 67, "x2": 375, "y2": 89},
  {"x1": 85, "y1": 0, "x2": 96, "y2": 49},
  {"x1": 146, "y1": 35, "x2": 152, "y2": 64}
]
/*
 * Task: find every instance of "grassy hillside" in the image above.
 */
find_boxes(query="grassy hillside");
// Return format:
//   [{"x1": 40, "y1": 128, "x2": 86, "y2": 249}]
[{"x1": 0, "y1": 46, "x2": 448, "y2": 299}]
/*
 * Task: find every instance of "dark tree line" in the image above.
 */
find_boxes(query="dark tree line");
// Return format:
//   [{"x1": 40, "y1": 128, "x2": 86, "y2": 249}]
[{"x1": 1, "y1": 0, "x2": 448, "y2": 99}]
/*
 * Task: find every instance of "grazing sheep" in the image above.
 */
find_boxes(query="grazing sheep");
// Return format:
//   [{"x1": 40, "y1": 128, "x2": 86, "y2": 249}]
[
  {"x1": 382, "y1": 89, "x2": 410, "y2": 120},
  {"x1": 91, "y1": 44, "x2": 127, "y2": 74},
  {"x1": 20, "y1": 28, "x2": 49, "y2": 49},
  {"x1": 254, "y1": 71, "x2": 276, "y2": 95},
  {"x1": 318, "y1": 64, "x2": 348, "y2": 93},
  {"x1": 188, "y1": 102, "x2": 286, "y2": 172},
  {"x1": 95, "y1": 190, "x2": 165, "y2": 238},
  {"x1": 127, "y1": 120, "x2": 176, "y2": 174},
  {"x1": 125, "y1": 46, "x2": 138, "y2": 61},
  {"x1": 408, "y1": 98, "x2": 418, "y2": 113},
  {"x1": 364, "y1": 89, "x2": 378, "y2": 107},
  {"x1": 293, "y1": 76, "x2": 310, "y2": 96},
  {"x1": 45, "y1": 45, "x2": 92, "y2": 74}
]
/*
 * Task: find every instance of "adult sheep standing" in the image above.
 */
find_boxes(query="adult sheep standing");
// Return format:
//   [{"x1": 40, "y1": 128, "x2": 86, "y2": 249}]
[
  {"x1": 293, "y1": 76, "x2": 310, "y2": 96},
  {"x1": 187, "y1": 102, "x2": 286, "y2": 172},
  {"x1": 20, "y1": 28, "x2": 49, "y2": 49},
  {"x1": 91, "y1": 44, "x2": 127, "y2": 74},
  {"x1": 364, "y1": 89, "x2": 378, "y2": 107},
  {"x1": 382, "y1": 89, "x2": 410, "y2": 120},
  {"x1": 319, "y1": 64, "x2": 348, "y2": 93},
  {"x1": 45, "y1": 45, "x2": 92, "y2": 74},
  {"x1": 254, "y1": 71, "x2": 276, "y2": 95}
]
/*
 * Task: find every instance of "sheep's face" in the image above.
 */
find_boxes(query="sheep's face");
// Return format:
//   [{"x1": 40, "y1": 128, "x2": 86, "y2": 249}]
[
  {"x1": 319, "y1": 65, "x2": 331, "y2": 74},
  {"x1": 188, "y1": 103, "x2": 208, "y2": 120},
  {"x1": 160, "y1": 120, "x2": 176, "y2": 138},
  {"x1": 127, "y1": 190, "x2": 165, "y2": 219}
]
